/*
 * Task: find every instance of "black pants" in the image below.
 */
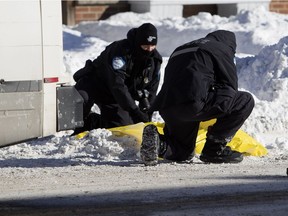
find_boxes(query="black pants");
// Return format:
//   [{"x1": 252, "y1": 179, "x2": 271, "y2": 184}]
[
  {"x1": 159, "y1": 91, "x2": 255, "y2": 161},
  {"x1": 74, "y1": 76, "x2": 134, "y2": 130}
]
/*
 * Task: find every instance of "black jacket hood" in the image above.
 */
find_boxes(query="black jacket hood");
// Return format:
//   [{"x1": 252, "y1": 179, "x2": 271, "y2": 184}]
[{"x1": 205, "y1": 30, "x2": 236, "y2": 53}]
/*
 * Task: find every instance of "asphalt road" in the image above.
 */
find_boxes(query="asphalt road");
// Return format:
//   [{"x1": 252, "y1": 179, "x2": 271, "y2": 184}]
[{"x1": 1, "y1": 160, "x2": 287, "y2": 216}]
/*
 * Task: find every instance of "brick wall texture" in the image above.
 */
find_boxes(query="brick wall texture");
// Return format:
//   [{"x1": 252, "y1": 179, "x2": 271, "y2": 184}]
[
  {"x1": 270, "y1": 0, "x2": 288, "y2": 14},
  {"x1": 74, "y1": 2, "x2": 130, "y2": 24}
]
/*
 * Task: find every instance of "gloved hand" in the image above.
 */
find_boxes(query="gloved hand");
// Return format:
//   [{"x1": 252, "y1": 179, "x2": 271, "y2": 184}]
[
  {"x1": 130, "y1": 108, "x2": 150, "y2": 123},
  {"x1": 73, "y1": 59, "x2": 94, "y2": 82}
]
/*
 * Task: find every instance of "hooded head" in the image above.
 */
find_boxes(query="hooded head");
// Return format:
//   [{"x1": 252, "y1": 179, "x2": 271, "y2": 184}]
[
  {"x1": 135, "y1": 23, "x2": 158, "y2": 46},
  {"x1": 205, "y1": 30, "x2": 236, "y2": 53}
]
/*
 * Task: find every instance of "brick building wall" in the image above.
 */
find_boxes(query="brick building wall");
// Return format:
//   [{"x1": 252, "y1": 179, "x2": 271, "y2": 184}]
[
  {"x1": 75, "y1": 1, "x2": 130, "y2": 23},
  {"x1": 62, "y1": 1, "x2": 130, "y2": 25},
  {"x1": 270, "y1": 0, "x2": 288, "y2": 14}
]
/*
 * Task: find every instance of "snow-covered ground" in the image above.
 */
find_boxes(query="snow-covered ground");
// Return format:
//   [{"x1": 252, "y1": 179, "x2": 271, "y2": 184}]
[{"x1": 1, "y1": 7, "x2": 288, "y2": 215}]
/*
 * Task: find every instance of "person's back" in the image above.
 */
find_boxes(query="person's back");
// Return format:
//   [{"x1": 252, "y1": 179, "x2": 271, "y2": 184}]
[{"x1": 152, "y1": 30, "x2": 237, "y2": 112}]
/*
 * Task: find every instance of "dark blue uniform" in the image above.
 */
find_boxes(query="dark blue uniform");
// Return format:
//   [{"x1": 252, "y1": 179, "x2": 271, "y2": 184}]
[{"x1": 73, "y1": 25, "x2": 162, "y2": 132}]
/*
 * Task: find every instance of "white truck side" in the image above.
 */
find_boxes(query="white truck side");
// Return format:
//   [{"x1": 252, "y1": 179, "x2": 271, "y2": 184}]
[{"x1": 0, "y1": 0, "x2": 83, "y2": 147}]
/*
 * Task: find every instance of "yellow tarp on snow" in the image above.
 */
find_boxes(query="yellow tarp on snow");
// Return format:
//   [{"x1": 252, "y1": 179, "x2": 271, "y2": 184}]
[{"x1": 108, "y1": 120, "x2": 268, "y2": 157}]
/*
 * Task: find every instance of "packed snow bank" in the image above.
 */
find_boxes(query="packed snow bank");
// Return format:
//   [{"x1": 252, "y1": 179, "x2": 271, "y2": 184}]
[
  {"x1": 73, "y1": 7, "x2": 288, "y2": 56},
  {"x1": 238, "y1": 36, "x2": 288, "y2": 102},
  {"x1": 237, "y1": 36, "x2": 288, "y2": 141}
]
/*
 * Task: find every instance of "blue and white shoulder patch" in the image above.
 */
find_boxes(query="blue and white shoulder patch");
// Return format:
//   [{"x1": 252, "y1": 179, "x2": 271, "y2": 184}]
[{"x1": 112, "y1": 57, "x2": 126, "y2": 70}]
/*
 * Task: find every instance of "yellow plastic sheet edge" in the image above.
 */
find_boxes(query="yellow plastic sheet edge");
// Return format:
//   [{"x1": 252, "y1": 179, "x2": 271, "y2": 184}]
[{"x1": 76, "y1": 120, "x2": 268, "y2": 157}]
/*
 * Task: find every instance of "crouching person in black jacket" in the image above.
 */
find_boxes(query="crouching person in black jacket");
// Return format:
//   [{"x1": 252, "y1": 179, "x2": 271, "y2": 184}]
[
  {"x1": 72, "y1": 23, "x2": 162, "y2": 135},
  {"x1": 140, "y1": 30, "x2": 255, "y2": 166}
]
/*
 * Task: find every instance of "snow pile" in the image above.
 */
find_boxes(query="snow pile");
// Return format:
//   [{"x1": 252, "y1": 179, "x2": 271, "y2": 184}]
[
  {"x1": 73, "y1": 7, "x2": 288, "y2": 56},
  {"x1": 237, "y1": 37, "x2": 288, "y2": 138},
  {"x1": 0, "y1": 129, "x2": 139, "y2": 167},
  {"x1": 238, "y1": 37, "x2": 288, "y2": 101}
]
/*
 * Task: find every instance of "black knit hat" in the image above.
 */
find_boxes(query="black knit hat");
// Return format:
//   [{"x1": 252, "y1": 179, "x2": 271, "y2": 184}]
[{"x1": 135, "y1": 23, "x2": 158, "y2": 46}]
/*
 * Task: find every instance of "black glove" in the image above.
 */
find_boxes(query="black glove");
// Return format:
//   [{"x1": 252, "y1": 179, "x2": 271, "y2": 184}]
[
  {"x1": 130, "y1": 108, "x2": 150, "y2": 123},
  {"x1": 73, "y1": 60, "x2": 94, "y2": 82}
]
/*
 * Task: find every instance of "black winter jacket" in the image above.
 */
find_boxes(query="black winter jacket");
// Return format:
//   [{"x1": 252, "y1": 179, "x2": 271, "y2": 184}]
[
  {"x1": 151, "y1": 30, "x2": 237, "y2": 113},
  {"x1": 73, "y1": 28, "x2": 163, "y2": 112}
]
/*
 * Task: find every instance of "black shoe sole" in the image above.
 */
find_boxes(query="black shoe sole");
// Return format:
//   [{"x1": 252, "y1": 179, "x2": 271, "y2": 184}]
[
  {"x1": 200, "y1": 155, "x2": 243, "y2": 164},
  {"x1": 140, "y1": 124, "x2": 159, "y2": 166}
]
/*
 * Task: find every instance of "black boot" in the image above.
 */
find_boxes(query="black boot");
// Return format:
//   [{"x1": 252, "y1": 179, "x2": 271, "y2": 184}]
[
  {"x1": 70, "y1": 112, "x2": 102, "y2": 136},
  {"x1": 158, "y1": 134, "x2": 168, "y2": 158},
  {"x1": 140, "y1": 124, "x2": 160, "y2": 166},
  {"x1": 200, "y1": 135, "x2": 243, "y2": 164},
  {"x1": 140, "y1": 124, "x2": 168, "y2": 166}
]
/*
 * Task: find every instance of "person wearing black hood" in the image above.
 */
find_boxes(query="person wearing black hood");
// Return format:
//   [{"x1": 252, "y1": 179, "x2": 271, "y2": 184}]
[
  {"x1": 72, "y1": 23, "x2": 162, "y2": 135},
  {"x1": 140, "y1": 30, "x2": 255, "y2": 166}
]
